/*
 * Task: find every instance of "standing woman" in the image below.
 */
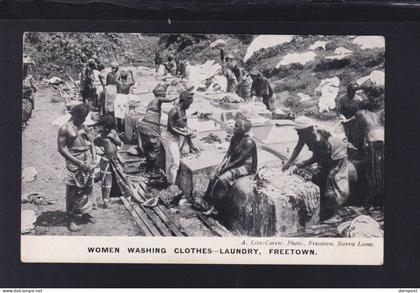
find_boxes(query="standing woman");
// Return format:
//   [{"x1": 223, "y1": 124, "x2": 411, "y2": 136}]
[
  {"x1": 22, "y1": 57, "x2": 37, "y2": 126},
  {"x1": 336, "y1": 82, "x2": 364, "y2": 157},
  {"x1": 154, "y1": 51, "x2": 162, "y2": 73},
  {"x1": 162, "y1": 91, "x2": 200, "y2": 190},
  {"x1": 343, "y1": 99, "x2": 384, "y2": 205},
  {"x1": 226, "y1": 55, "x2": 253, "y2": 101},
  {"x1": 57, "y1": 104, "x2": 97, "y2": 231},
  {"x1": 136, "y1": 85, "x2": 178, "y2": 177},
  {"x1": 221, "y1": 55, "x2": 238, "y2": 94}
]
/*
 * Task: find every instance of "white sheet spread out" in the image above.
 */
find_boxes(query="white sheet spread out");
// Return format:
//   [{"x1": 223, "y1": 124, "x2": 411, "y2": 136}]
[{"x1": 243, "y1": 35, "x2": 294, "y2": 62}]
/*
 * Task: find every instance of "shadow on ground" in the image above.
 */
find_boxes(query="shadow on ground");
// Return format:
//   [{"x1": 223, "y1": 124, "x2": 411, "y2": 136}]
[{"x1": 35, "y1": 210, "x2": 68, "y2": 227}]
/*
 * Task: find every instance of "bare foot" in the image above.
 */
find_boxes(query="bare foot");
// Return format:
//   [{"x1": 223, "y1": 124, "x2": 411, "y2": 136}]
[
  {"x1": 202, "y1": 207, "x2": 218, "y2": 216},
  {"x1": 68, "y1": 221, "x2": 81, "y2": 232}
]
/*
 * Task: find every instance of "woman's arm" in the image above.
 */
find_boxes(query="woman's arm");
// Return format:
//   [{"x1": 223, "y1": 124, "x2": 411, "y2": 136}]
[
  {"x1": 129, "y1": 70, "x2": 136, "y2": 86},
  {"x1": 108, "y1": 129, "x2": 122, "y2": 146},
  {"x1": 297, "y1": 155, "x2": 317, "y2": 168},
  {"x1": 282, "y1": 137, "x2": 305, "y2": 171}
]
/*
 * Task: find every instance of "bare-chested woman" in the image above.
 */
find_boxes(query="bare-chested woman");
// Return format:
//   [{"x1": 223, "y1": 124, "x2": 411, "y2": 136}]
[
  {"x1": 193, "y1": 113, "x2": 258, "y2": 215},
  {"x1": 57, "y1": 104, "x2": 96, "y2": 231},
  {"x1": 343, "y1": 99, "x2": 384, "y2": 204}
]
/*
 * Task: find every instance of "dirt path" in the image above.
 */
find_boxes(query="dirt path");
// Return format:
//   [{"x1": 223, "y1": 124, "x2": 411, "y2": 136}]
[{"x1": 21, "y1": 86, "x2": 141, "y2": 236}]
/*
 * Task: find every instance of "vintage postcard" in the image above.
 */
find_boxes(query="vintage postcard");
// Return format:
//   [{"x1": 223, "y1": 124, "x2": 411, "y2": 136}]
[{"x1": 21, "y1": 33, "x2": 384, "y2": 264}]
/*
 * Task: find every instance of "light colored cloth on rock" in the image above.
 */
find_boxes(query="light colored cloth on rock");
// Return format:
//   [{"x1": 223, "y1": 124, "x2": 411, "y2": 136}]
[{"x1": 348, "y1": 215, "x2": 383, "y2": 238}]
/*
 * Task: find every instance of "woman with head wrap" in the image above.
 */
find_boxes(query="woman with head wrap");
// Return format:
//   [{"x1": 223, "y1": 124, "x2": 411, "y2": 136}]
[
  {"x1": 283, "y1": 116, "x2": 350, "y2": 220},
  {"x1": 193, "y1": 113, "x2": 258, "y2": 215},
  {"x1": 162, "y1": 91, "x2": 200, "y2": 194},
  {"x1": 136, "y1": 84, "x2": 178, "y2": 177}
]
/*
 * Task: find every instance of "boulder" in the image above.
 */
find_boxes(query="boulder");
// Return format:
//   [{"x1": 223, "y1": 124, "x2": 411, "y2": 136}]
[
  {"x1": 220, "y1": 175, "x2": 277, "y2": 236},
  {"x1": 220, "y1": 167, "x2": 320, "y2": 236}
]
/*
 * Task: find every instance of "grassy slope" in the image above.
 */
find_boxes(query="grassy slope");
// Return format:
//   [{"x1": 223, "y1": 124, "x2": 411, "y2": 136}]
[{"x1": 243, "y1": 35, "x2": 384, "y2": 120}]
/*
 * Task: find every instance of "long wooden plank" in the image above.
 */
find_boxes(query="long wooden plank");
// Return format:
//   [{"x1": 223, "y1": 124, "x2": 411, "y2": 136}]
[
  {"x1": 131, "y1": 198, "x2": 172, "y2": 237},
  {"x1": 195, "y1": 213, "x2": 222, "y2": 237},
  {"x1": 128, "y1": 179, "x2": 174, "y2": 236},
  {"x1": 120, "y1": 196, "x2": 152, "y2": 236},
  {"x1": 132, "y1": 182, "x2": 185, "y2": 237},
  {"x1": 128, "y1": 200, "x2": 162, "y2": 236},
  {"x1": 153, "y1": 205, "x2": 185, "y2": 237},
  {"x1": 204, "y1": 215, "x2": 232, "y2": 237}
]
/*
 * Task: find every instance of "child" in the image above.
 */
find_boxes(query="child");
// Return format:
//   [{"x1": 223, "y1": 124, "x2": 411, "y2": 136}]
[{"x1": 94, "y1": 115, "x2": 122, "y2": 208}]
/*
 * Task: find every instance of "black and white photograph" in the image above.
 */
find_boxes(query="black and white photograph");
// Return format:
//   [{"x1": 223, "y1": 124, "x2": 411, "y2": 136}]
[{"x1": 20, "y1": 33, "x2": 385, "y2": 264}]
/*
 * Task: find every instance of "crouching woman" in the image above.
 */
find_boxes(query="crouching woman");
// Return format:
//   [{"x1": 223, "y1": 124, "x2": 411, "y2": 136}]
[{"x1": 283, "y1": 116, "x2": 350, "y2": 221}]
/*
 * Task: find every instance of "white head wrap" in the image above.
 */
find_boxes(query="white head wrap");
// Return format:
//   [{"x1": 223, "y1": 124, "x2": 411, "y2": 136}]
[{"x1": 294, "y1": 116, "x2": 315, "y2": 130}]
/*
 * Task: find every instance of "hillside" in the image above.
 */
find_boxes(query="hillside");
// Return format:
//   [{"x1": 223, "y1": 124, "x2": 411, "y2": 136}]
[{"x1": 23, "y1": 33, "x2": 384, "y2": 120}]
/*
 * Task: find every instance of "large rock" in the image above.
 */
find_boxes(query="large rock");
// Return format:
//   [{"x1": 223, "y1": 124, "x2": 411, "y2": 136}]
[
  {"x1": 221, "y1": 167, "x2": 320, "y2": 236},
  {"x1": 221, "y1": 175, "x2": 277, "y2": 236}
]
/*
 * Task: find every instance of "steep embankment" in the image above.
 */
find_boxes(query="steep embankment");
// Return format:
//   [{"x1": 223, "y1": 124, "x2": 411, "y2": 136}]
[{"x1": 155, "y1": 34, "x2": 384, "y2": 120}]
